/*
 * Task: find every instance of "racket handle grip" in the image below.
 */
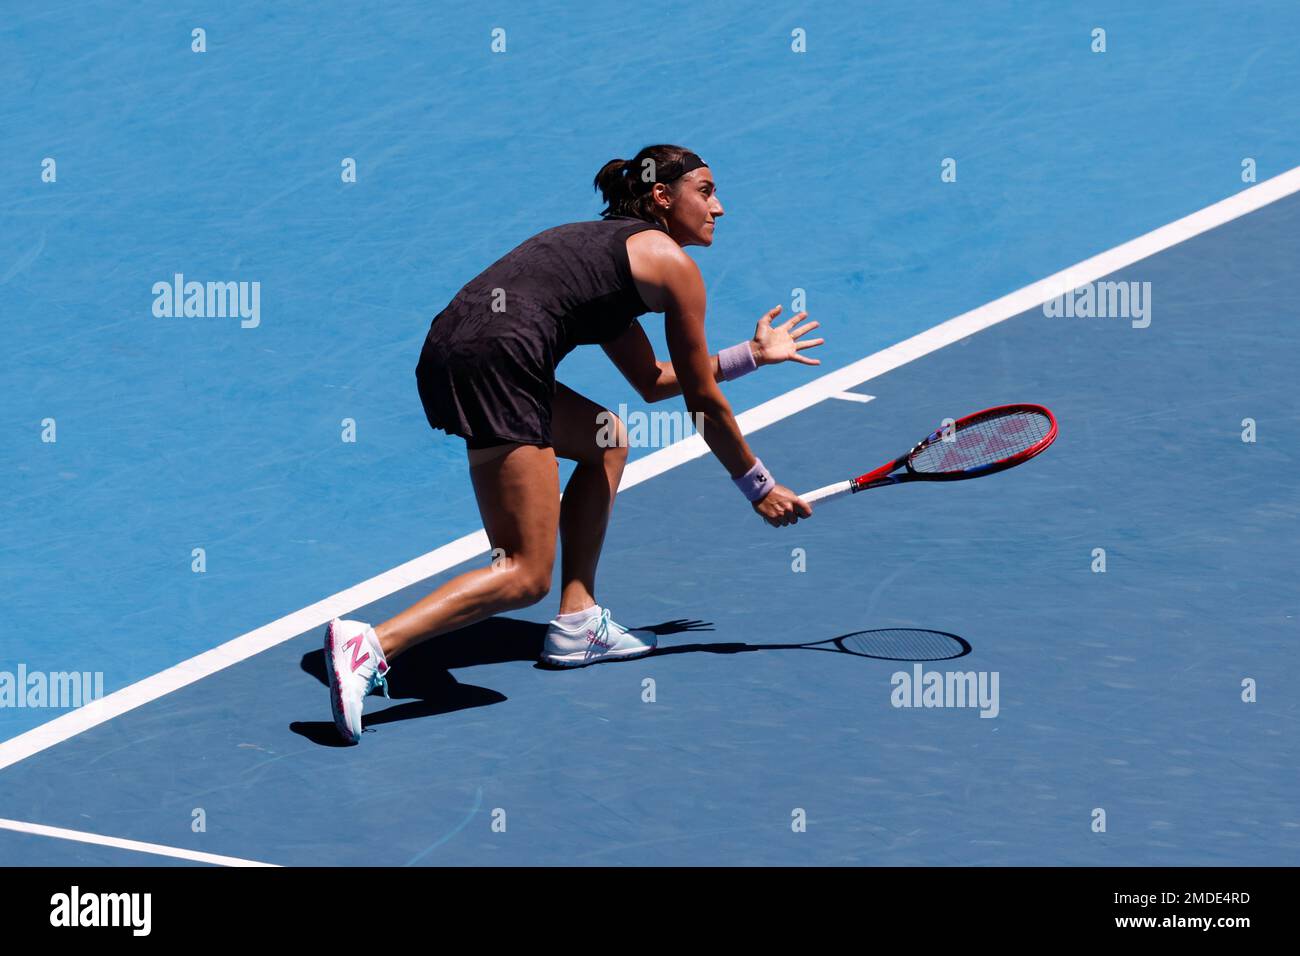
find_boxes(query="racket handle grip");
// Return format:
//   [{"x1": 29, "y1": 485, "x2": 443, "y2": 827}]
[{"x1": 799, "y1": 480, "x2": 854, "y2": 505}]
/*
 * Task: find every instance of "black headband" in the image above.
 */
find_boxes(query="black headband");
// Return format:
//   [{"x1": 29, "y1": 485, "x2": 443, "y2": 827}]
[{"x1": 628, "y1": 152, "x2": 708, "y2": 193}]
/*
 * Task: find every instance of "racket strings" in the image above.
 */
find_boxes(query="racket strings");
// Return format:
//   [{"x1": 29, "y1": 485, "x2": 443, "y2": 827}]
[{"x1": 910, "y1": 410, "x2": 1051, "y2": 474}]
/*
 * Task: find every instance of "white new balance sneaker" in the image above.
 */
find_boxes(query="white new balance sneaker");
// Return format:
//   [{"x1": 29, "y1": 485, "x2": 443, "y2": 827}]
[
  {"x1": 324, "y1": 618, "x2": 391, "y2": 744},
  {"x1": 540, "y1": 605, "x2": 657, "y2": 668}
]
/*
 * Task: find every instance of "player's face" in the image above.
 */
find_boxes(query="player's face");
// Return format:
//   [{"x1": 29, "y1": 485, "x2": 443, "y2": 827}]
[{"x1": 663, "y1": 167, "x2": 723, "y2": 247}]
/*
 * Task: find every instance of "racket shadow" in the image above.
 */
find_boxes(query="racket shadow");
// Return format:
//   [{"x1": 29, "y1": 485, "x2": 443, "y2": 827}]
[{"x1": 649, "y1": 625, "x2": 972, "y2": 662}]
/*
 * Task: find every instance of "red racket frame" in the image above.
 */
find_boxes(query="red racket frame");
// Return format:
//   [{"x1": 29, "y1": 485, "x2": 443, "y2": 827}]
[{"x1": 849, "y1": 403, "x2": 1059, "y2": 492}]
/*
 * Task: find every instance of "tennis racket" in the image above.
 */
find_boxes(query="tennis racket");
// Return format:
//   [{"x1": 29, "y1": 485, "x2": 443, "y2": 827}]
[{"x1": 801, "y1": 403, "x2": 1057, "y2": 505}]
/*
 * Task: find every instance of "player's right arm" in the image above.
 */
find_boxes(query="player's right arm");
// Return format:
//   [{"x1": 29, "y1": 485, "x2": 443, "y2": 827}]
[{"x1": 635, "y1": 236, "x2": 810, "y2": 526}]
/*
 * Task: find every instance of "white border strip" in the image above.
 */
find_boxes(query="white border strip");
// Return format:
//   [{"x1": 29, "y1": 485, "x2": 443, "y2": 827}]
[
  {"x1": 3, "y1": 166, "x2": 1298, "y2": 775},
  {"x1": 0, "y1": 817, "x2": 278, "y2": 867},
  {"x1": 830, "y1": 391, "x2": 877, "y2": 403}
]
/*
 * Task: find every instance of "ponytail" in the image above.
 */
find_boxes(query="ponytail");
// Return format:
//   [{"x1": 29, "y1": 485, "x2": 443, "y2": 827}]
[{"x1": 593, "y1": 157, "x2": 636, "y2": 218}]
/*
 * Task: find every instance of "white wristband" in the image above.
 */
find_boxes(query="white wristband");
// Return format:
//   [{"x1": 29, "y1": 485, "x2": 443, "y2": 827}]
[{"x1": 733, "y1": 457, "x2": 776, "y2": 503}]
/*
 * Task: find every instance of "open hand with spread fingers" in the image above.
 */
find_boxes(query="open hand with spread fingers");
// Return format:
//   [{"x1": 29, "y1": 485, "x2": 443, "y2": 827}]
[{"x1": 751, "y1": 305, "x2": 823, "y2": 367}]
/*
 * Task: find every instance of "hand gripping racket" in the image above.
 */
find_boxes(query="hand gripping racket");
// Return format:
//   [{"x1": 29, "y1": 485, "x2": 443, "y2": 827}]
[{"x1": 800, "y1": 404, "x2": 1058, "y2": 506}]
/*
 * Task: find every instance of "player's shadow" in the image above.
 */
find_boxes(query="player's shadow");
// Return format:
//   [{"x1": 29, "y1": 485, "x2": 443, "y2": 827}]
[
  {"x1": 297, "y1": 617, "x2": 719, "y2": 742},
  {"x1": 297, "y1": 617, "x2": 966, "y2": 743},
  {"x1": 297, "y1": 615, "x2": 545, "y2": 744},
  {"x1": 301, "y1": 616, "x2": 719, "y2": 696}
]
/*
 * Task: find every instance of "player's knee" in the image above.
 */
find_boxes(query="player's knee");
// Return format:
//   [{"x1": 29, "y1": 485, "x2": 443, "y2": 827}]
[
  {"x1": 506, "y1": 566, "x2": 552, "y2": 607},
  {"x1": 595, "y1": 413, "x2": 626, "y2": 468},
  {"x1": 595, "y1": 411, "x2": 629, "y2": 464},
  {"x1": 606, "y1": 433, "x2": 629, "y2": 468}
]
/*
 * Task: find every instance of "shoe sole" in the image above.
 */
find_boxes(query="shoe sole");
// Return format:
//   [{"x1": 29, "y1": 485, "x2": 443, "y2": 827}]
[
  {"x1": 540, "y1": 644, "x2": 656, "y2": 669},
  {"x1": 324, "y1": 622, "x2": 360, "y2": 744}
]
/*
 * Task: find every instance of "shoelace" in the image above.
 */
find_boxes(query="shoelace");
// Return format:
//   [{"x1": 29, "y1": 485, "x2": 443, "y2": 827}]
[
  {"x1": 367, "y1": 666, "x2": 390, "y2": 699},
  {"x1": 592, "y1": 607, "x2": 612, "y2": 644},
  {"x1": 591, "y1": 608, "x2": 637, "y2": 646},
  {"x1": 583, "y1": 607, "x2": 632, "y2": 657}
]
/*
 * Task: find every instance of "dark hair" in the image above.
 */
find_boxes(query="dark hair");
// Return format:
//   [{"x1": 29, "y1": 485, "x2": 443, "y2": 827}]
[{"x1": 593, "y1": 144, "x2": 704, "y2": 225}]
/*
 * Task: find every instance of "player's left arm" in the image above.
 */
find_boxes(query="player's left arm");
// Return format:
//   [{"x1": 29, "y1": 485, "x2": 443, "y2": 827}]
[
  {"x1": 602, "y1": 307, "x2": 823, "y2": 404},
  {"x1": 602, "y1": 319, "x2": 725, "y2": 404}
]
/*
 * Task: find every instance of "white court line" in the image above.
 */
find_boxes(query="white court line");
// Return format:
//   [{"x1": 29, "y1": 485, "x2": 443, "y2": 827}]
[
  {"x1": 0, "y1": 817, "x2": 278, "y2": 867},
  {"x1": 830, "y1": 391, "x2": 877, "y2": 403},
  {"x1": 2, "y1": 166, "x2": 1298, "y2": 777}
]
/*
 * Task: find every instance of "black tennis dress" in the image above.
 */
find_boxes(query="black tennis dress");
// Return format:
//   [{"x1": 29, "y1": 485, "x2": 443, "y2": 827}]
[{"x1": 416, "y1": 215, "x2": 666, "y2": 449}]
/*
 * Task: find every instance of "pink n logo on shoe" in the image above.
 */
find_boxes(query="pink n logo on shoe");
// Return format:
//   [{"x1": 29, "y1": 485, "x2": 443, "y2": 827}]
[{"x1": 344, "y1": 635, "x2": 371, "y2": 672}]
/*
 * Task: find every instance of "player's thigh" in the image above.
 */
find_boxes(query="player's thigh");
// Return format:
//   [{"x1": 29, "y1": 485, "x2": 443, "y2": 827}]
[
  {"x1": 550, "y1": 382, "x2": 627, "y2": 465},
  {"x1": 468, "y1": 442, "x2": 560, "y2": 578}
]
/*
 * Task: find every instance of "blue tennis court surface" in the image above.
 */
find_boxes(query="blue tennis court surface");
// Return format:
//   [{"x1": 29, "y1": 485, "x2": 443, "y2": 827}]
[
  {"x1": 4, "y1": 190, "x2": 1297, "y2": 866},
  {"x1": 3, "y1": 2, "x2": 1298, "y2": 866}
]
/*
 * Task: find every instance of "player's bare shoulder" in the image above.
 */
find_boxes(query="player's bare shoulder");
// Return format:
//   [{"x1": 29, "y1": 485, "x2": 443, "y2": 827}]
[{"x1": 626, "y1": 228, "x2": 701, "y2": 314}]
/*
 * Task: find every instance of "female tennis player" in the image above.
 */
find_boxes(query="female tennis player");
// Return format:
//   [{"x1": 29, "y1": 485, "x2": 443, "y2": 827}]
[{"x1": 326, "y1": 144, "x2": 823, "y2": 743}]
